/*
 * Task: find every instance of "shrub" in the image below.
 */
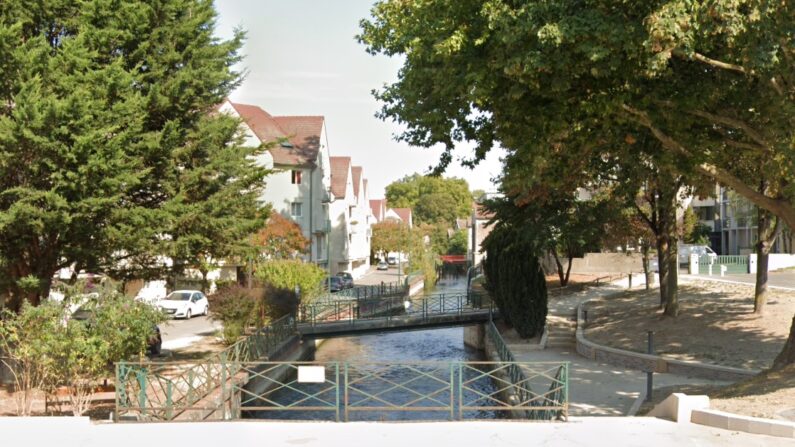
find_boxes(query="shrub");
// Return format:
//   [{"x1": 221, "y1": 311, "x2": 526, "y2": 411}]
[
  {"x1": 482, "y1": 225, "x2": 548, "y2": 338},
  {"x1": 255, "y1": 260, "x2": 326, "y2": 304},
  {"x1": 208, "y1": 285, "x2": 260, "y2": 344},
  {"x1": 0, "y1": 284, "x2": 165, "y2": 416}
]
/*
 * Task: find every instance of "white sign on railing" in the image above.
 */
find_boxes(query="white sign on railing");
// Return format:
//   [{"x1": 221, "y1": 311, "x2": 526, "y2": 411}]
[{"x1": 297, "y1": 366, "x2": 326, "y2": 383}]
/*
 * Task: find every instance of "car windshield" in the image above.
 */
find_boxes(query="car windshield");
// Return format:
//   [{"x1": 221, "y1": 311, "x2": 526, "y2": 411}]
[{"x1": 167, "y1": 292, "x2": 192, "y2": 301}]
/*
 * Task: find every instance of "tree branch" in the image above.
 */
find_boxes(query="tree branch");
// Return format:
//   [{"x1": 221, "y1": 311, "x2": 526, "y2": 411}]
[
  {"x1": 621, "y1": 103, "x2": 795, "y2": 230},
  {"x1": 672, "y1": 49, "x2": 748, "y2": 75},
  {"x1": 689, "y1": 109, "x2": 770, "y2": 149}
]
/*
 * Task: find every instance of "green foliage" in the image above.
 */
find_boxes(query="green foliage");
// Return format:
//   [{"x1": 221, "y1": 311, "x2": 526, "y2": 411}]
[
  {"x1": 0, "y1": 0, "x2": 262, "y2": 310},
  {"x1": 447, "y1": 229, "x2": 468, "y2": 255},
  {"x1": 208, "y1": 284, "x2": 298, "y2": 345},
  {"x1": 0, "y1": 285, "x2": 164, "y2": 415},
  {"x1": 254, "y1": 260, "x2": 326, "y2": 304},
  {"x1": 371, "y1": 221, "x2": 413, "y2": 256},
  {"x1": 681, "y1": 207, "x2": 712, "y2": 245},
  {"x1": 208, "y1": 285, "x2": 259, "y2": 344},
  {"x1": 385, "y1": 174, "x2": 472, "y2": 225},
  {"x1": 482, "y1": 225, "x2": 547, "y2": 339}
]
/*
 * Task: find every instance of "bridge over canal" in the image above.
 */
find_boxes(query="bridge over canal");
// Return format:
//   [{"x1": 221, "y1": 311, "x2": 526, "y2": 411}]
[{"x1": 114, "y1": 291, "x2": 567, "y2": 423}]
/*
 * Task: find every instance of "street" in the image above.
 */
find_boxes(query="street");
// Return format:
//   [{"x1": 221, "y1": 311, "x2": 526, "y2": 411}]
[
  {"x1": 159, "y1": 315, "x2": 222, "y2": 351},
  {"x1": 683, "y1": 270, "x2": 795, "y2": 289}
]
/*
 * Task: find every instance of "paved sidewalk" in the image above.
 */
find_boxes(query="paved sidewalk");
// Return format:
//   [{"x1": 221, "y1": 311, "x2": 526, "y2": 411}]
[
  {"x1": 507, "y1": 277, "x2": 730, "y2": 416},
  {"x1": 2, "y1": 417, "x2": 790, "y2": 447}
]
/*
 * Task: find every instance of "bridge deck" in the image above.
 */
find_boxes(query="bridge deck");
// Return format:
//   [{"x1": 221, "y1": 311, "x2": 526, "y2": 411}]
[{"x1": 297, "y1": 309, "x2": 493, "y2": 337}]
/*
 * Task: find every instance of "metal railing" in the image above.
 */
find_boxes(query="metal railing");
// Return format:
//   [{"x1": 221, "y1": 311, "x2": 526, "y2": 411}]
[
  {"x1": 485, "y1": 317, "x2": 568, "y2": 420},
  {"x1": 297, "y1": 292, "x2": 492, "y2": 327},
  {"x1": 316, "y1": 281, "x2": 407, "y2": 302},
  {"x1": 116, "y1": 360, "x2": 568, "y2": 422},
  {"x1": 697, "y1": 255, "x2": 749, "y2": 274},
  {"x1": 115, "y1": 314, "x2": 298, "y2": 421}
]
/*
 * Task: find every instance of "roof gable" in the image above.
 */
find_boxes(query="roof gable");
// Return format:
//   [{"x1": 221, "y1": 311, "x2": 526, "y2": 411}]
[
  {"x1": 330, "y1": 156, "x2": 351, "y2": 199},
  {"x1": 351, "y1": 166, "x2": 363, "y2": 198},
  {"x1": 230, "y1": 102, "x2": 324, "y2": 166}
]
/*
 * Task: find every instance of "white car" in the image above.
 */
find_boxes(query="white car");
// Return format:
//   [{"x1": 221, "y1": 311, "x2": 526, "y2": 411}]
[{"x1": 158, "y1": 290, "x2": 209, "y2": 319}]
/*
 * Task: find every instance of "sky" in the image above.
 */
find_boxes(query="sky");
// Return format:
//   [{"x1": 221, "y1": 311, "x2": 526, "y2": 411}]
[{"x1": 213, "y1": 0, "x2": 505, "y2": 199}]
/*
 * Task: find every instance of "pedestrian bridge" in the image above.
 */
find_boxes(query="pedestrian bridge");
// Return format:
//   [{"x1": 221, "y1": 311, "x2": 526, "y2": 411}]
[{"x1": 296, "y1": 292, "x2": 495, "y2": 337}]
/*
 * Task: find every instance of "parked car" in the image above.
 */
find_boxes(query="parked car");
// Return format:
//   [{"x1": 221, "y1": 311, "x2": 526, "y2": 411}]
[
  {"x1": 327, "y1": 276, "x2": 344, "y2": 293},
  {"x1": 376, "y1": 261, "x2": 389, "y2": 271},
  {"x1": 678, "y1": 244, "x2": 718, "y2": 266},
  {"x1": 71, "y1": 304, "x2": 162, "y2": 356},
  {"x1": 336, "y1": 272, "x2": 354, "y2": 288},
  {"x1": 387, "y1": 256, "x2": 397, "y2": 266},
  {"x1": 157, "y1": 290, "x2": 209, "y2": 319}
]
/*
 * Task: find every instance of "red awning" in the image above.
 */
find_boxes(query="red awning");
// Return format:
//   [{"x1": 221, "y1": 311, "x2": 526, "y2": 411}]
[{"x1": 439, "y1": 255, "x2": 468, "y2": 263}]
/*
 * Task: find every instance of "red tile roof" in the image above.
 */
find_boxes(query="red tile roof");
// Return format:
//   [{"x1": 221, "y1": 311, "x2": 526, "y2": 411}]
[
  {"x1": 229, "y1": 102, "x2": 324, "y2": 166},
  {"x1": 392, "y1": 207, "x2": 412, "y2": 225},
  {"x1": 474, "y1": 203, "x2": 494, "y2": 220},
  {"x1": 330, "y1": 156, "x2": 351, "y2": 199},
  {"x1": 370, "y1": 199, "x2": 384, "y2": 221},
  {"x1": 351, "y1": 166, "x2": 363, "y2": 198}
]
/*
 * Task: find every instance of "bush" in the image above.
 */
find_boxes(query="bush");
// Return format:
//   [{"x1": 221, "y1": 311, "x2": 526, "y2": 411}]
[
  {"x1": 208, "y1": 284, "x2": 298, "y2": 345},
  {"x1": 208, "y1": 285, "x2": 260, "y2": 344},
  {"x1": 255, "y1": 260, "x2": 326, "y2": 304},
  {"x1": 0, "y1": 284, "x2": 165, "y2": 416}
]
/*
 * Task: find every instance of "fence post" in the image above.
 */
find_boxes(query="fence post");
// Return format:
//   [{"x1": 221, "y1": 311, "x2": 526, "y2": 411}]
[{"x1": 645, "y1": 331, "x2": 654, "y2": 402}]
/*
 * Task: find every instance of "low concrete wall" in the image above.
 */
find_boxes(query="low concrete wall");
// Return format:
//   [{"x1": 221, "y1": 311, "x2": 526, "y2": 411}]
[
  {"x1": 749, "y1": 253, "x2": 795, "y2": 274},
  {"x1": 542, "y1": 253, "x2": 643, "y2": 275},
  {"x1": 575, "y1": 299, "x2": 758, "y2": 381}
]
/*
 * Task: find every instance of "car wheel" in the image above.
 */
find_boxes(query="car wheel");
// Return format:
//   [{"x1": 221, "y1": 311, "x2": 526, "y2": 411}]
[
  {"x1": 203, "y1": 306, "x2": 208, "y2": 316},
  {"x1": 186, "y1": 309, "x2": 192, "y2": 319}
]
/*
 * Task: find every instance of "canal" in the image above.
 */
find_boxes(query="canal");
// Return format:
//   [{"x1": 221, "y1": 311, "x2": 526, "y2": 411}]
[{"x1": 244, "y1": 276, "x2": 504, "y2": 421}]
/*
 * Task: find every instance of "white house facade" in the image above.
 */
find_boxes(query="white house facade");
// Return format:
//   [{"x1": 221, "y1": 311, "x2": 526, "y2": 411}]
[{"x1": 220, "y1": 100, "x2": 332, "y2": 266}]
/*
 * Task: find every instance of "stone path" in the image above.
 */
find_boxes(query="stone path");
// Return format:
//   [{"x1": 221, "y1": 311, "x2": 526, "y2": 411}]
[{"x1": 505, "y1": 276, "x2": 732, "y2": 416}]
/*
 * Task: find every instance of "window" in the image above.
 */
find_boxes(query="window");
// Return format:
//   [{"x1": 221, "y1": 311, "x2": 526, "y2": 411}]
[
  {"x1": 291, "y1": 202, "x2": 303, "y2": 217},
  {"x1": 291, "y1": 170, "x2": 302, "y2": 184}
]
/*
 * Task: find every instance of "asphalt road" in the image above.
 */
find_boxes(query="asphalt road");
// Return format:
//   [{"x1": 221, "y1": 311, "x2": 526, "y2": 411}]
[
  {"x1": 159, "y1": 315, "x2": 222, "y2": 348},
  {"x1": 356, "y1": 266, "x2": 407, "y2": 286}
]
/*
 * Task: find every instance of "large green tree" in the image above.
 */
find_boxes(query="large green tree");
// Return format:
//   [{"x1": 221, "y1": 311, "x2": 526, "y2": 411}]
[
  {"x1": 0, "y1": 0, "x2": 260, "y2": 310},
  {"x1": 360, "y1": 0, "x2": 795, "y2": 364},
  {"x1": 385, "y1": 173, "x2": 472, "y2": 225}
]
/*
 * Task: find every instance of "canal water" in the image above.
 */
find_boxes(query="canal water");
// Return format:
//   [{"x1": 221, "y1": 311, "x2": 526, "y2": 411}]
[{"x1": 244, "y1": 276, "x2": 503, "y2": 421}]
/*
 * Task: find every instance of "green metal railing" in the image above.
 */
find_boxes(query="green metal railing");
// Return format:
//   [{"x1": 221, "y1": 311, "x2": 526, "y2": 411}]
[
  {"x1": 297, "y1": 292, "x2": 492, "y2": 326},
  {"x1": 698, "y1": 255, "x2": 749, "y2": 274},
  {"x1": 316, "y1": 281, "x2": 407, "y2": 302},
  {"x1": 115, "y1": 314, "x2": 297, "y2": 421},
  {"x1": 485, "y1": 316, "x2": 568, "y2": 420},
  {"x1": 116, "y1": 360, "x2": 568, "y2": 422}
]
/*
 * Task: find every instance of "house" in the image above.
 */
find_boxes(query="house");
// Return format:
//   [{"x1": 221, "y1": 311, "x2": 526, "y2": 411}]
[
  {"x1": 218, "y1": 100, "x2": 332, "y2": 266},
  {"x1": 471, "y1": 203, "x2": 494, "y2": 266},
  {"x1": 691, "y1": 185, "x2": 794, "y2": 255},
  {"x1": 369, "y1": 199, "x2": 386, "y2": 223},
  {"x1": 328, "y1": 157, "x2": 372, "y2": 278}
]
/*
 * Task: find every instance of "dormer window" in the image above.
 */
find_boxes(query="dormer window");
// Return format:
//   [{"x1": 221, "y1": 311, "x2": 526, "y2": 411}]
[{"x1": 292, "y1": 170, "x2": 302, "y2": 184}]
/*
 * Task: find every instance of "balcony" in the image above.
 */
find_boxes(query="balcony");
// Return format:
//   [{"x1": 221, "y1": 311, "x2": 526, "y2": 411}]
[{"x1": 313, "y1": 219, "x2": 332, "y2": 234}]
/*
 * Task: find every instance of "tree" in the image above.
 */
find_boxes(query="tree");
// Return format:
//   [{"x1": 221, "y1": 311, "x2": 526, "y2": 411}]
[
  {"x1": 371, "y1": 221, "x2": 410, "y2": 258},
  {"x1": 447, "y1": 229, "x2": 468, "y2": 255},
  {"x1": 482, "y1": 224, "x2": 547, "y2": 338},
  {"x1": 360, "y1": 0, "x2": 795, "y2": 364},
  {"x1": 253, "y1": 213, "x2": 310, "y2": 259},
  {"x1": 0, "y1": 0, "x2": 251, "y2": 311},
  {"x1": 385, "y1": 174, "x2": 472, "y2": 225}
]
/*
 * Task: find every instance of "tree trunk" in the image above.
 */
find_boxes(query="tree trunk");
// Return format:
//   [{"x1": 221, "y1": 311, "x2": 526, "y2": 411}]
[
  {"x1": 641, "y1": 242, "x2": 653, "y2": 290},
  {"x1": 564, "y1": 255, "x2": 574, "y2": 286},
  {"x1": 754, "y1": 207, "x2": 778, "y2": 314},
  {"x1": 655, "y1": 237, "x2": 669, "y2": 309},
  {"x1": 551, "y1": 249, "x2": 567, "y2": 286},
  {"x1": 664, "y1": 242, "x2": 679, "y2": 317},
  {"x1": 773, "y1": 315, "x2": 795, "y2": 368}
]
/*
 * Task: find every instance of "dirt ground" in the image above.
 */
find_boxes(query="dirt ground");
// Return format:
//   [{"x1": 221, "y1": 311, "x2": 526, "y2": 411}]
[
  {"x1": 584, "y1": 281, "x2": 794, "y2": 370},
  {"x1": 639, "y1": 365, "x2": 795, "y2": 420}
]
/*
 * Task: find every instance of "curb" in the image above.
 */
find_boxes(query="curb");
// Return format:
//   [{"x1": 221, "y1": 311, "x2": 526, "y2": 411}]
[
  {"x1": 680, "y1": 274, "x2": 795, "y2": 291},
  {"x1": 575, "y1": 298, "x2": 759, "y2": 381},
  {"x1": 691, "y1": 408, "x2": 795, "y2": 438}
]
